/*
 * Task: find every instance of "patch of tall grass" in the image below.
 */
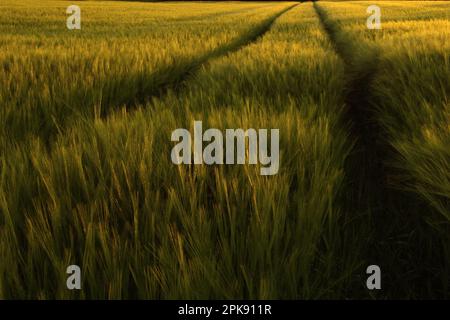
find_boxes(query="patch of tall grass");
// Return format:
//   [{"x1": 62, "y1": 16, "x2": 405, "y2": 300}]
[{"x1": 0, "y1": 2, "x2": 364, "y2": 298}]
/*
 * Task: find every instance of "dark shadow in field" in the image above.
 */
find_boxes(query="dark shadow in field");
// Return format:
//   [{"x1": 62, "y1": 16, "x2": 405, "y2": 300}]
[{"x1": 314, "y1": 2, "x2": 450, "y2": 299}]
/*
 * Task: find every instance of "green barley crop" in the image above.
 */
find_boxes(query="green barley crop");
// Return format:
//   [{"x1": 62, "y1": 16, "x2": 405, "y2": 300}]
[{"x1": 0, "y1": 0, "x2": 449, "y2": 299}]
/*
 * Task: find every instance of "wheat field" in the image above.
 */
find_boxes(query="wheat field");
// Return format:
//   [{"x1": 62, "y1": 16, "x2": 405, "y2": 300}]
[{"x1": 0, "y1": 0, "x2": 449, "y2": 299}]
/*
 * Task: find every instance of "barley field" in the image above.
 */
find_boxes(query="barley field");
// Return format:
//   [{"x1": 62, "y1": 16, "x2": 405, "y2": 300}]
[{"x1": 0, "y1": 0, "x2": 449, "y2": 299}]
